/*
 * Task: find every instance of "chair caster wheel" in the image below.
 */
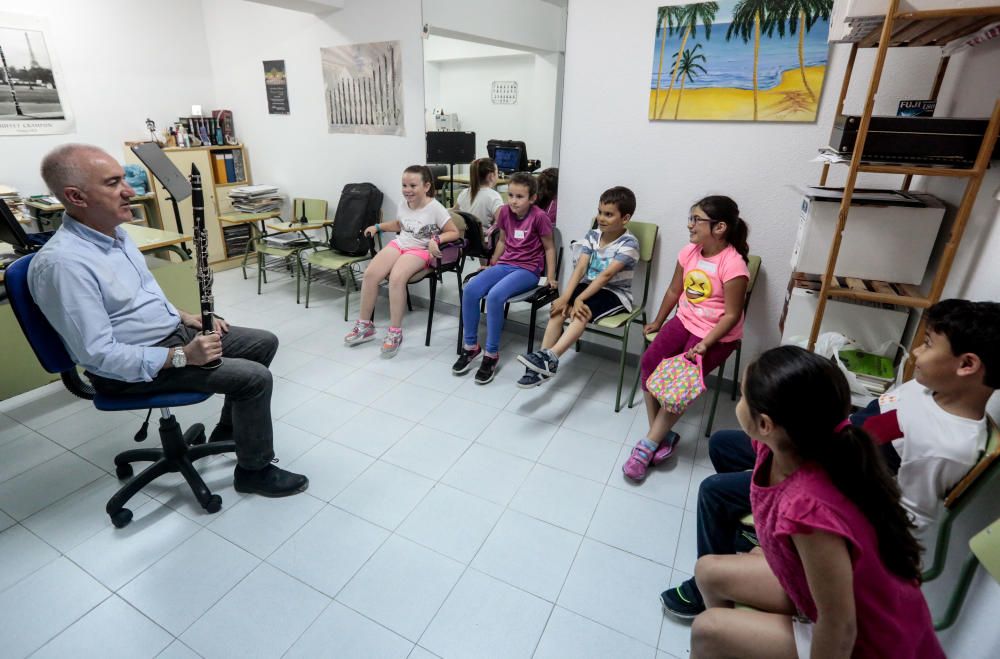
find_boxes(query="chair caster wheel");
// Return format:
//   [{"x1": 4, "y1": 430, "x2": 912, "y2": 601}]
[
  {"x1": 203, "y1": 495, "x2": 222, "y2": 514},
  {"x1": 116, "y1": 464, "x2": 134, "y2": 480},
  {"x1": 189, "y1": 431, "x2": 207, "y2": 446},
  {"x1": 110, "y1": 509, "x2": 133, "y2": 528}
]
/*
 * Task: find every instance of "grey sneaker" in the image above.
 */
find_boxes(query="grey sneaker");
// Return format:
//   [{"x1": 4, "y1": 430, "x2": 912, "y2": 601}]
[
  {"x1": 381, "y1": 328, "x2": 403, "y2": 358},
  {"x1": 517, "y1": 349, "x2": 558, "y2": 377},
  {"x1": 344, "y1": 320, "x2": 376, "y2": 346},
  {"x1": 516, "y1": 369, "x2": 550, "y2": 389}
]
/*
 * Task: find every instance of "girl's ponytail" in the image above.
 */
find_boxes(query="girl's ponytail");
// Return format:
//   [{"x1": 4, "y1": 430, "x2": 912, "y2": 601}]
[
  {"x1": 728, "y1": 217, "x2": 750, "y2": 264},
  {"x1": 744, "y1": 346, "x2": 923, "y2": 583},
  {"x1": 812, "y1": 423, "x2": 923, "y2": 582},
  {"x1": 468, "y1": 157, "x2": 497, "y2": 204}
]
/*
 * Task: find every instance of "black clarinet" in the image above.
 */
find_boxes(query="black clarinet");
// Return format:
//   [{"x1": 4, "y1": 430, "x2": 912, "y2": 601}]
[{"x1": 190, "y1": 164, "x2": 222, "y2": 369}]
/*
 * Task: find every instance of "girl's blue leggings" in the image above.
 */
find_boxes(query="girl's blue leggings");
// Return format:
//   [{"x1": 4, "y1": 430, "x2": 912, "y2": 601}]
[{"x1": 462, "y1": 264, "x2": 539, "y2": 354}]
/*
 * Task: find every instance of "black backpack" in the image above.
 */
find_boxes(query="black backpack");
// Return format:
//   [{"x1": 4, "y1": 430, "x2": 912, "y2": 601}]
[{"x1": 331, "y1": 183, "x2": 383, "y2": 256}]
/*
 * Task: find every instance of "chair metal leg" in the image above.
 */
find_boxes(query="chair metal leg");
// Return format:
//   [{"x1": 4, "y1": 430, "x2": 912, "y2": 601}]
[
  {"x1": 241, "y1": 241, "x2": 252, "y2": 280},
  {"x1": 305, "y1": 263, "x2": 312, "y2": 309},
  {"x1": 933, "y1": 553, "x2": 980, "y2": 631},
  {"x1": 614, "y1": 321, "x2": 633, "y2": 413},
  {"x1": 425, "y1": 277, "x2": 436, "y2": 346},
  {"x1": 504, "y1": 302, "x2": 510, "y2": 319},
  {"x1": 294, "y1": 252, "x2": 304, "y2": 304},
  {"x1": 628, "y1": 334, "x2": 652, "y2": 409},
  {"x1": 731, "y1": 343, "x2": 743, "y2": 400},
  {"x1": 257, "y1": 252, "x2": 264, "y2": 295},
  {"x1": 705, "y1": 357, "x2": 726, "y2": 437},
  {"x1": 526, "y1": 303, "x2": 539, "y2": 353}
]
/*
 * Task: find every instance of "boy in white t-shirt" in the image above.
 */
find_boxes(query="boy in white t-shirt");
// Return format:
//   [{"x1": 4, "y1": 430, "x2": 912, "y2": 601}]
[{"x1": 869, "y1": 299, "x2": 998, "y2": 532}]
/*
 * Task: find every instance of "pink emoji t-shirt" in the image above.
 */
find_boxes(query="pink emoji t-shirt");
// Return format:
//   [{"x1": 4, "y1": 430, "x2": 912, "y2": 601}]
[{"x1": 675, "y1": 243, "x2": 749, "y2": 343}]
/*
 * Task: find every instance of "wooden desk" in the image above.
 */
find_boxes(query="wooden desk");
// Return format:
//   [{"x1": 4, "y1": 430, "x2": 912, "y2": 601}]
[
  {"x1": 266, "y1": 220, "x2": 331, "y2": 233},
  {"x1": 25, "y1": 194, "x2": 162, "y2": 230},
  {"x1": 218, "y1": 210, "x2": 283, "y2": 225},
  {"x1": 437, "y1": 174, "x2": 511, "y2": 186},
  {"x1": 122, "y1": 224, "x2": 193, "y2": 260}
]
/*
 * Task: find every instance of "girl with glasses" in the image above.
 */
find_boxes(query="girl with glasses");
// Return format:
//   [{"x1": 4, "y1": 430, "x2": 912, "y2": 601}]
[{"x1": 624, "y1": 195, "x2": 751, "y2": 481}]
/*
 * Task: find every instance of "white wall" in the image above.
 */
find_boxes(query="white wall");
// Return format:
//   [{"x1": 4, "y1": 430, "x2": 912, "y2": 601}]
[
  {"x1": 198, "y1": 0, "x2": 427, "y2": 216},
  {"x1": 0, "y1": 0, "x2": 217, "y2": 195},
  {"x1": 423, "y1": 0, "x2": 566, "y2": 53}
]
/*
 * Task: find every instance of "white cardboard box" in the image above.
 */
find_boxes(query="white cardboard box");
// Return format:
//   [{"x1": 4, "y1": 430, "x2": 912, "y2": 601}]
[{"x1": 791, "y1": 189, "x2": 945, "y2": 285}]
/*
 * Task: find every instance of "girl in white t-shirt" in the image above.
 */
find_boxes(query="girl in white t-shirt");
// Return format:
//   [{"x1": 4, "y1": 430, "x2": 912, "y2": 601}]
[
  {"x1": 454, "y1": 157, "x2": 504, "y2": 231},
  {"x1": 344, "y1": 165, "x2": 460, "y2": 357}
]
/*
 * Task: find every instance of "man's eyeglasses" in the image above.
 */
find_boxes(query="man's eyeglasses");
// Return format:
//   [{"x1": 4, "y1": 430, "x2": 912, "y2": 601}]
[{"x1": 687, "y1": 215, "x2": 717, "y2": 227}]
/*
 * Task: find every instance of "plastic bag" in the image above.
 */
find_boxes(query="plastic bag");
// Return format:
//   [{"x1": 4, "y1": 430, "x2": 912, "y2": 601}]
[
  {"x1": 786, "y1": 332, "x2": 907, "y2": 396},
  {"x1": 124, "y1": 165, "x2": 149, "y2": 195}
]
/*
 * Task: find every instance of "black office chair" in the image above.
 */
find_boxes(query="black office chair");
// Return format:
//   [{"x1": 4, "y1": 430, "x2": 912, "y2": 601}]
[{"x1": 4, "y1": 254, "x2": 236, "y2": 528}]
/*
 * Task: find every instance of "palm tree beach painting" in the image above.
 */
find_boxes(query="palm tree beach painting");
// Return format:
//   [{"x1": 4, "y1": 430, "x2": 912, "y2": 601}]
[{"x1": 649, "y1": 1, "x2": 832, "y2": 122}]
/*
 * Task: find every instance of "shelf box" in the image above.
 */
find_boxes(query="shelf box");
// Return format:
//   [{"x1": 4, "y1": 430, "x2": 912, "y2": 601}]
[{"x1": 791, "y1": 188, "x2": 945, "y2": 285}]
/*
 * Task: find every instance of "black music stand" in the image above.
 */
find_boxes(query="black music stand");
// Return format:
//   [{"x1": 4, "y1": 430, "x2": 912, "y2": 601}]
[
  {"x1": 130, "y1": 142, "x2": 192, "y2": 256},
  {"x1": 426, "y1": 131, "x2": 476, "y2": 205}
]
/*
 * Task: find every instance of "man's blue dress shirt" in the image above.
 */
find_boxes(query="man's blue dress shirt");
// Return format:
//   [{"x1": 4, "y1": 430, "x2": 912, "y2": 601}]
[{"x1": 28, "y1": 214, "x2": 181, "y2": 382}]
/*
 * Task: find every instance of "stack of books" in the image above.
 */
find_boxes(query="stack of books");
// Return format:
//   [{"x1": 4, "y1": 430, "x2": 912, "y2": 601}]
[
  {"x1": 1, "y1": 185, "x2": 27, "y2": 223},
  {"x1": 228, "y1": 185, "x2": 282, "y2": 213},
  {"x1": 839, "y1": 349, "x2": 896, "y2": 396}
]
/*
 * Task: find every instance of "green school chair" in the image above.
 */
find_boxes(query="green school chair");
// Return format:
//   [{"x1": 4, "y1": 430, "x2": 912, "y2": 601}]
[{"x1": 570, "y1": 220, "x2": 659, "y2": 413}]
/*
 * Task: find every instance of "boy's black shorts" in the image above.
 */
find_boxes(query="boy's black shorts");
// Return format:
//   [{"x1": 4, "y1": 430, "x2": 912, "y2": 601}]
[{"x1": 566, "y1": 283, "x2": 626, "y2": 321}]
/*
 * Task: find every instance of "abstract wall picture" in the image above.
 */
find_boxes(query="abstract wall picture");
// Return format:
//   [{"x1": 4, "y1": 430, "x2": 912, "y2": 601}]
[
  {"x1": 0, "y1": 13, "x2": 72, "y2": 135},
  {"x1": 321, "y1": 40, "x2": 404, "y2": 136},
  {"x1": 649, "y1": 1, "x2": 831, "y2": 122}
]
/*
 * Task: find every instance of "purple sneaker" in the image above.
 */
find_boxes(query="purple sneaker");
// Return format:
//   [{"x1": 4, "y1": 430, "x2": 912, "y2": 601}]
[
  {"x1": 623, "y1": 442, "x2": 654, "y2": 481},
  {"x1": 651, "y1": 431, "x2": 680, "y2": 466}
]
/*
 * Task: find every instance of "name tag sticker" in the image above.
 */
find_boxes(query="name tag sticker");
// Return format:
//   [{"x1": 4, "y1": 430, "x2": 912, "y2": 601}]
[
  {"x1": 696, "y1": 259, "x2": 718, "y2": 274},
  {"x1": 514, "y1": 229, "x2": 526, "y2": 240}
]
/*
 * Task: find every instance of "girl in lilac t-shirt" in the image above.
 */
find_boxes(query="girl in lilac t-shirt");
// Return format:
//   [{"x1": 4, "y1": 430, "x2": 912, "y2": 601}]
[
  {"x1": 691, "y1": 346, "x2": 943, "y2": 659},
  {"x1": 455, "y1": 173, "x2": 557, "y2": 385}
]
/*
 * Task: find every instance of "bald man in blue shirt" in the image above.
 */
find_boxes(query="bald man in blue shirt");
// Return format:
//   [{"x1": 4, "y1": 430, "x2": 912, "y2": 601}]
[{"x1": 29, "y1": 144, "x2": 307, "y2": 497}]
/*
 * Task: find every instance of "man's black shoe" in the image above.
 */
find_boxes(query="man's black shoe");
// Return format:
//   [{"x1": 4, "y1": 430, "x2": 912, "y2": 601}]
[
  {"x1": 234, "y1": 465, "x2": 309, "y2": 497},
  {"x1": 660, "y1": 577, "x2": 705, "y2": 619}
]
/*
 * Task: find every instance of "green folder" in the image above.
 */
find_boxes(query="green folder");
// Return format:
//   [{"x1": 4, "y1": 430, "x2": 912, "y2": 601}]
[{"x1": 838, "y1": 349, "x2": 895, "y2": 380}]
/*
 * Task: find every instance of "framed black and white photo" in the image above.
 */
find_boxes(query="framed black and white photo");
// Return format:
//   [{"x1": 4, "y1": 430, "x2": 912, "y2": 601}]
[{"x1": 0, "y1": 12, "x2": 72, "y2": 136}]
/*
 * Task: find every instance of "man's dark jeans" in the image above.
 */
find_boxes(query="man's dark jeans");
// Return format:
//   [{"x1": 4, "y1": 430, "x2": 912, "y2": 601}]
[
  {"x1": 90, "y1": 325, "x2": 279, "y2": 470},
  {"x1": 697, "y1": 430, "x2": 756, "y2": 558}
]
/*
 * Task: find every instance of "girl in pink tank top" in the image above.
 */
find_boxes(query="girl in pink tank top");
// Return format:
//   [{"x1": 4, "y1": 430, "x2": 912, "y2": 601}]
[{"x1": 690, "y1": 346, "x2": 943, "y2": 659}]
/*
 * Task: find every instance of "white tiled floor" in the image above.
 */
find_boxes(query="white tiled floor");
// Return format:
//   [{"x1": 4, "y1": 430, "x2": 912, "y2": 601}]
[{"x1": 0, "y1": 266, "x2": 745, "y2": 659}]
